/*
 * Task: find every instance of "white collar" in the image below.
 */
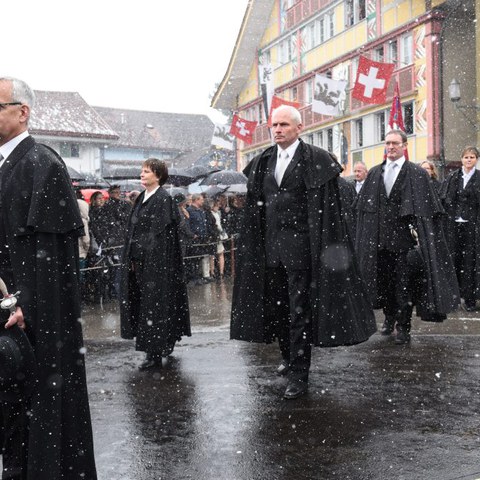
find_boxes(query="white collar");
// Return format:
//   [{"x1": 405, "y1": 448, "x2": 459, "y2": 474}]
[
  {"x1": 386, "y1": 156, "x2": 406, "y2": 169},
  {"x1": 0, "y1": 130, "x2": 29, "y2": 161},
  {"x1": 143, "y1": 185, "x2": 160, "y2": 203},
  {"x1": 277, "y1": 139, "x2": 300, "y2": 160},
  {"x1": 462, "y1": 167, "x2": 476, "y2": 180}
]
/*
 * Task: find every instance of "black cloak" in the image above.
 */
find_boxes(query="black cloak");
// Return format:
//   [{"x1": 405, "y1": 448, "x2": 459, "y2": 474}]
[
  {"x1": 355, "y1": 161, "x2": 460, "y2": 318},
  {"x1": 231, "y1": 141, "x2": 376, "y2": 347},
  {"x1": 0, "y1": 136, "x2": 97, "y2": 479},
  {"x1": 120, "y1": 188, "x2": 190, "y2": 355},
  {"x1": 440, "y1": 168, "x2": 480, "y2": 300}
]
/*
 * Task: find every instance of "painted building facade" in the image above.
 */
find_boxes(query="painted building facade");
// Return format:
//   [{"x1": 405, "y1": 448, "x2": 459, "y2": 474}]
[{"x1": 213, "y1": 0, "x2": 479, "y2": 176}]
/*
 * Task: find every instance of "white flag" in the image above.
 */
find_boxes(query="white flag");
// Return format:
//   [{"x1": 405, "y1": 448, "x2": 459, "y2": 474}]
[
  {"x1": 211, "y1": 124, "x2": 234, "y2": 150},
  {"x1": 312, "y1": 74, "x2": 347, "y2": 117},
  {"x1": 259, "y1": 63, "x2": 274, "y2": 116}
]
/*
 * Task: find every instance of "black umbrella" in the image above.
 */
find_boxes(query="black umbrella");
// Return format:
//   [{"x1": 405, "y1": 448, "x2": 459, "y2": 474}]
[
  {"x1": 184, "y1": 165, "x2": 221, "y2": 180},
  {"x1": 67, "y1": 166, "x2": 86, "y2": 181},
  {"x1": 204, "y1": 186, "x2": 228, "y2": 198},
  {"x1": 167, "y1": 186, "x2": 188, "y2": 197},
  {"x1": 200, "y1": 170, "x2": 247, "y2": 186},
  {"x1": 167, "y1": 168, "x2": 195, "y2": 187}
]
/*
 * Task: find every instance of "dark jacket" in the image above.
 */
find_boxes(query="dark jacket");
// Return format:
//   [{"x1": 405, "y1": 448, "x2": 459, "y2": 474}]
[
  {"x1": 120, "y1": 188, "x2": 190, "y2": 355},
  {"x1": 0, "y1": 136, "x2": 97, "y2": 479},
  {"x1": 440, "y1": 168, "x2": 480, "y2": 297},
  {"x1": 355, "y1": 160, "x2": 459, "y2": 318},
  {"x1": 101, "y1": 197, "x2": 131, "y2": 247},
  {"x1": 231, "y1": 140, "x2": 376, "y2": 347}
]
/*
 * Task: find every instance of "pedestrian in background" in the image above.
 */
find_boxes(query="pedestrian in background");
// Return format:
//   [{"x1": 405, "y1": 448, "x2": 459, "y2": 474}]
[
  {"x1": 440, "y1": 146, "x2": 480, "y2": 311},
  {"x1": 420, "y1": 160, "x2": 441, "y2": 193},
  {"x1": 120, "y1": 158, "x2": 190, "y2": 370},
  {"x1": 0, "y1": 76, "x2": 97, "y2": 479},
  {"x1": 352, "y1": 160, "x2": 368, "y2": 194}
]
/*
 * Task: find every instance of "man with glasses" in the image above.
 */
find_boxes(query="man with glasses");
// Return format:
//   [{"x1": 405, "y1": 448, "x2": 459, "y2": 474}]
[
  {"x1": 0, "y1": 77, "x2": 97, "y2": 479},
  {"x1": 355, "y1": 129, "x2": 459, "y2": 344}
]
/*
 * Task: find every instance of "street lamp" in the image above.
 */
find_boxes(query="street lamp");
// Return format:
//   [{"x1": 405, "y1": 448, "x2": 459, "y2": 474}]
[
  {"x1": 448, "y1": 79, "x2": 480, "y2": 110},
  {"x1": 448, "y1": 79, "x2": 480, "y2": 130}
]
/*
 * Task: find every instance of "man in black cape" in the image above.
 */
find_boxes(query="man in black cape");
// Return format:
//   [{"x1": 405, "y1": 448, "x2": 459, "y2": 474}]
[
  {"x1": 0, "y1": 77, "x2": 97, "y2": 479},
  {"x1": 231, "y1": 105, "x2": 376, "y2": 400},
  {"x1": 355, "y1": 130, "x2": 459, "y2": 345}
]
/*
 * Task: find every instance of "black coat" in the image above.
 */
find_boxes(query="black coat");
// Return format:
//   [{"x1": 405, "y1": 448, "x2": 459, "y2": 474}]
[
  {"x1": 440, "y1": 168, "x2": 480, "y2": 297},
  {"x1": 231, "y1": 140, "x2": 376, "y2": 347},
  {"x1": 355, "y1": 161, "x2": 459, "y2": 318},
  {"x1": 0, "y1": 136, "x2": 97, "y2": 479},
  {"x1": 120, "y1": 188, "x2": 190, "y2": 355}
]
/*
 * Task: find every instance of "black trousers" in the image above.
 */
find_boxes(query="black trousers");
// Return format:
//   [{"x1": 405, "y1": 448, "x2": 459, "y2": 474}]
[
  {"x1": 1, "y1": 400, "x2": 28, "y2": 480},
  {"x1": 265, "y1": 265, "x2": 312, "y2": 381},
  {"x1": 377, "y1": 250, "x2": 413, "y2": 329},
  {"x1": 453, "y1": 222, "x2": 477, "y2": 307}
]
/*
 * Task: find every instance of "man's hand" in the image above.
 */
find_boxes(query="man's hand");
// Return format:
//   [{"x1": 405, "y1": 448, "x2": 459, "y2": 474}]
[{"x1": 5, "y1": 306, "x2": 25, "y2": 329}]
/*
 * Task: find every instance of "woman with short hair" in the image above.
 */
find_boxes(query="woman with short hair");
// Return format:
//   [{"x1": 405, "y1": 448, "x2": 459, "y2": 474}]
[{"x1": 120, "y1": 158, "x2": 191, "y2": 369}]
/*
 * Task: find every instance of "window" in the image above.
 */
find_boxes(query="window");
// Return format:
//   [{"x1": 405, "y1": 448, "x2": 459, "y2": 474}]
[
  {"x1": 327, "y1": 128, "x2": 333, "y2": 152},
  {"x1": 387, "y1": 40, "x2": 398, "y2": 66},
  {"x1": 60, "y1": 142, "x2": 80, "y2": 158},
  {"x1": 291, "y1": 86, "x2": 298, "y2": 102},
  {"x1": 346, "y1": 0, "x2": 366, "y2": 26},
  {"x1": 400, "y1": 33, "x2": 413, "y2": 66},
  {"x1": 305, "y1": 79, "x2": 313, "y2": 104},
  {"x1": 403, "y1": 102, "x2": 414, "y2": 134},
  {"x1": 375, "y1": 111, "x2": 386, "y2": 142},
  {"x1": 354, "y1": 119, "x2": 364, "y2": 148},
  {"x1": 374, "y1": 46, "x2": 384, "y2": 63},
  {"x1": 278, "y1": 38, "x2": 291, "y2": 65},
  {"x1": 315, "y1": 131, "x2": 323, "y2": 147}
]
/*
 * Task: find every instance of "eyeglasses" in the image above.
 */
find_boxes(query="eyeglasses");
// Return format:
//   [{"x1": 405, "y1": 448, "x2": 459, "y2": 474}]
[
  {"x1": 385, "y1": 141, "x2": 404, "y2": 146},
  {"x1": 0, "y1": 102, "x2": 22, "y2": 111}
]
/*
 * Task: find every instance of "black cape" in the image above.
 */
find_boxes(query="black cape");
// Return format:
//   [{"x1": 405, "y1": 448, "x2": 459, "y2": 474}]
[
  {"x1": 355, "y1": 160, "x2": 460, "y2": 318},
  {"x1": 120, "y1": 188, "x2": 190, "y2": 355},
  {"x1": 440, "y1": 168, "x2": 480, "y2": 299},
  {"x1": 0, "y1": 136, "x2": 97, "y2": 479},
  {"x1": 231, "y1": 141, "x2": 376, "y2": 347}
]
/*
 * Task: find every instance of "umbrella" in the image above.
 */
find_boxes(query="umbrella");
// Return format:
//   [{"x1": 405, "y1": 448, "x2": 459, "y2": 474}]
[
  {"x1": 204, "y1": 186, "x2": 228, "y2": 198},
  {"x1": 167, "y1": 186, "x2": 188, "y2": 197},
  {"x1": 67, "y1": 165, "x2": 86, "y2": 181},
  {"x1": 184, "y1": 165, "x2": 221, "y2": 180},
  {"x1": 167, "y1": 167, "x2": 195, "y2": 186},
  {"x1": 225, "y1": 183, "x2": 247, "y2": 194},
  {"x1": 200, "y1": 170, "x2": 247, "y2": 186}
]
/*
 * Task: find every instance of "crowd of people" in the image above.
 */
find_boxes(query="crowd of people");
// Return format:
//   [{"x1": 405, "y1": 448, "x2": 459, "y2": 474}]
[
  {"x1": 78, "y1": 183, "x2": 246, "y2": 303},
  {"x1": 1, "y1": 75, "x2": 479, "y2": 478}
]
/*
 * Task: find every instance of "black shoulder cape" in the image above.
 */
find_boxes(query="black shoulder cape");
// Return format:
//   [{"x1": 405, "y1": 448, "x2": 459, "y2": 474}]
[{"x1": 231, "y1": 140, "x2": 376, "y2": 347}]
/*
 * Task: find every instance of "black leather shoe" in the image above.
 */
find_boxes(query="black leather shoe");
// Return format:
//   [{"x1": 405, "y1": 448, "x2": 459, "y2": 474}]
[
  {"x1": 394, "y1": 330, "x2": 411, "y2": 345},
  {"x1": 138, "y1": 359, "x2": 161, "y2": 371},
  {"x1": 276, "y1": 360, "x2": 290, "y2": 376},
  {"x1": 380, "y1": 316, "x2": 395, "y2": 335},
  {"x1": 284, "y1": 380, "x2": 308, "y2": 400}
]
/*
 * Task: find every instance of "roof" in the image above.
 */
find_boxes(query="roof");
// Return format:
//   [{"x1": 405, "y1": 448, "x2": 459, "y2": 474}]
[
  {"x1": 94, "y1": 107, "x2": 214, "y2": 152},
  {"x1": 30, "y1": 91, "x2": 119, "y2": 140},
  {"x1": 211, "y1": 0, "x2": 276, "y2": 110}
]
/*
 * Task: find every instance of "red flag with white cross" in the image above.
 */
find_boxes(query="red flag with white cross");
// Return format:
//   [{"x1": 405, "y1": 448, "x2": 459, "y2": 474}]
[
  {"x1": 352, "y1": 56, "x2": 395, "y2": 105},
  {"x1": 268, "y1": 96, "x2": 301, "y2": 126},
  {"x1": 229, "y1": 114, "x2": 258, "y2": 144}
]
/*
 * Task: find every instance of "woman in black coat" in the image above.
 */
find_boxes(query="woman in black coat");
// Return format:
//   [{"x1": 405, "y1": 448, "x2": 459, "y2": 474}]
[
  {"x1": 440, "y1": 146, "x2": 480, "y2": 311},
  {"x1": 120, "y1": 159, "x2": 191, "y2": 369}
]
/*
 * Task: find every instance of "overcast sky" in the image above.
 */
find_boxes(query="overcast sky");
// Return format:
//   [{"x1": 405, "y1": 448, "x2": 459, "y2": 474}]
[{"x1": 3, "y1": 0, "x2": 249, "y2": 123}]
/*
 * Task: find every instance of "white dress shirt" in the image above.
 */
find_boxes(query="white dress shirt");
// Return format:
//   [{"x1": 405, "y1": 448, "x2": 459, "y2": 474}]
[
  {"x1": 143, "y1": 186, "x2": 160, "y2": 203},
  {"x1": 275, "y1": 139, "x2": 300, "y2": 185},
  {"x1": 0, "y1": 130, "x2": 30, "y2": 168}
]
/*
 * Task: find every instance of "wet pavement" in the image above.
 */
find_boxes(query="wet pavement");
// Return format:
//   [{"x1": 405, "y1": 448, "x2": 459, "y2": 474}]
[{"x1": 83, "y1": 278, "x2": 480, "y2": 480}]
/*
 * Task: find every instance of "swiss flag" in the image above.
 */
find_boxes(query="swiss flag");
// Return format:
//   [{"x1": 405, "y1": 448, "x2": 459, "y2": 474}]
[
  {"x1": 268, "y1": 95, "x2": 301, "y2": 126},
  {"x1": 229, "y1": 114, "x2": 258, "y2": 144},
  {"x1": 352, "y1": 56, "x2": 395, "y2": 104}
]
